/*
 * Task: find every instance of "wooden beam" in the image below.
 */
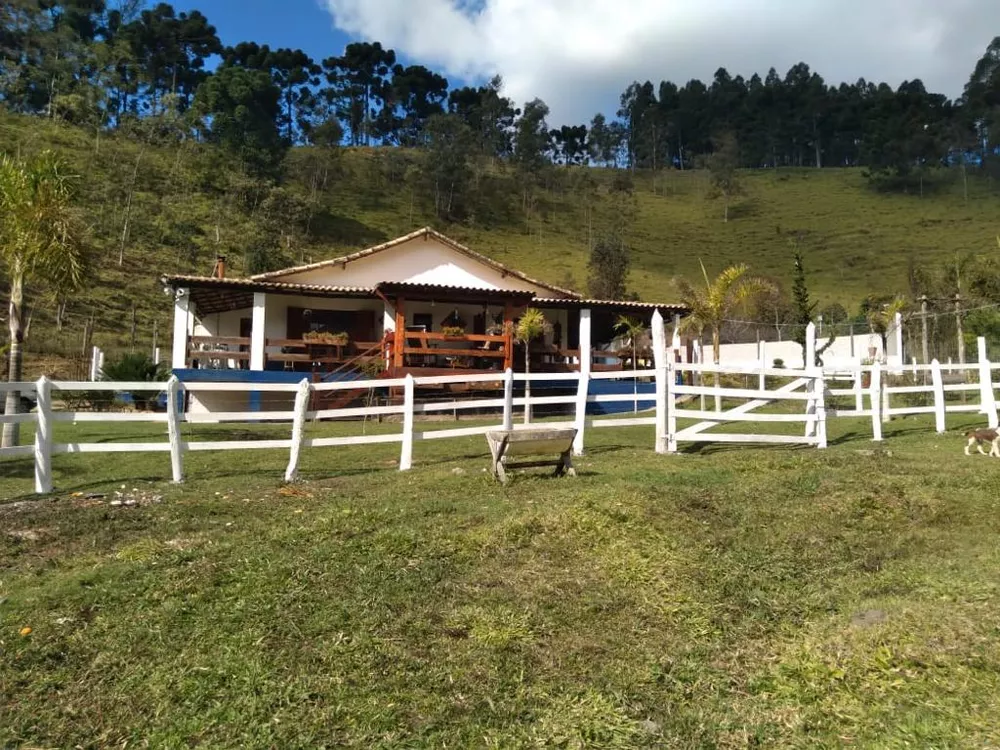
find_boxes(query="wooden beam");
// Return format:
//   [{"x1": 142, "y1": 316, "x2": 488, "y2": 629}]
[
  {"x1": 394, "y1": 297, "x2": 406, "y2": 370},
  {"x1": 503, "y1": 301, "x2": 514, "y2": 371}
]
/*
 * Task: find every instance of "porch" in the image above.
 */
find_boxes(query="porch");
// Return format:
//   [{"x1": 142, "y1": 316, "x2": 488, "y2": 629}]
[{"x1": 165, "y1": 276, "x2": 687, "y2": 401}]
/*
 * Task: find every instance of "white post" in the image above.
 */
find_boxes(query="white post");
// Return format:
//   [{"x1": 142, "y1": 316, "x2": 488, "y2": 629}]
[
  {"x1": 870, "y1": 361, "x2": 883, "y2": 441},
  {"x1": 33, "y1": 376, "x2": 52, "y2": 494},
  {"x1": 815, "y1": 370, "x2": 827, "y2": 449},
  {"x1": 882, "y1": 369, "x2": 891, "y2": 424},
  {"x1": 892, "y1": 311, "x2": 904, "y2": 370},
  {"x1": 931, "y1": 358, "x2": 946, "y2": 434},
  {"x1": 977, "y1": 337, "x2": 999, "y2": 428},
  {"x1": 805, "y1": 321, "x2": 816, "y2": 369},
  {"x1": 573, "y1": 308, "x2": 592, "y2": 455},
  {"x1": 666, "y1": 361, "x2": 678, "y2": 453},
  {"x1": 757, "y1": 340, "x2": 766, "y2": 391},
  {"x1": 250, "y1": 292, "x2": 267, "y2": 371},
  {"x1": 911, "y1": 356, "x2": 917, "y2": 382},
  {"x1": 96, "y1": 349, "x2": 104, "y2": 379},
  {"x1": 671, "y1": 314, "x2": 681, "y2": 352},
  {"x1": 854, "y1": 360, "x2": 864, "y2": 413},
  {"x1": 804, "y1": 323, "x2": 817, "y2": 437},
  {"x1": 399, "y1": 374, "x2": 414, "y2": 470},
  {"x1": 166, "y1": 375, "x2": 183, "y2": 483},
  {"x1": 171, "y1": 288, "x2": 191, "y2": 369},
  {"x1": 502, "y1": 368, "x2": 514, "y2": 431},
  {"x1": 153, "y1": 347, "x2": 161, "y2": 366},
  {"x1": 651, "y1": 310, "x2": 668, "y2": 454},
  {"x1": 693, "y1": 340, "x2": 706, "y2": 412},
  {"x1": 89, "y1": 345, "x2": 99, "y2": 380},
  {"x1": 284, "y1": 378, "x2": 312, "y2": 482}
]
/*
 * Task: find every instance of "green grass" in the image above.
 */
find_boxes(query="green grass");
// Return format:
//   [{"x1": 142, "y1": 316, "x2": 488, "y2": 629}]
[
  {"x1": 4, "y1": 110, "x2": 1000, "y2": 381},
  {"x1": 3, "y1": 415, "x2": 1000, "y2": 747}
]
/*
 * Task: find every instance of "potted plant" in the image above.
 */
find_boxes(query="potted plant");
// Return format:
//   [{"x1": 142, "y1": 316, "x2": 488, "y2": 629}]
[
  {"x1": 441, "y1": 310, "x2": 467, "y2": 337},
  {"x1": 860, "y1": 357, "x2": 874, "y2": 387},
  {"x1": 304, "y1": 330, "x2": 349, "y2": 345}
]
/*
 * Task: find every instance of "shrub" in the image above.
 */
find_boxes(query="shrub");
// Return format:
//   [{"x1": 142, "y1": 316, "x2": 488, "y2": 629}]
[{"x1": 100, "y1": 353, "x2": 168, "y2": 410}]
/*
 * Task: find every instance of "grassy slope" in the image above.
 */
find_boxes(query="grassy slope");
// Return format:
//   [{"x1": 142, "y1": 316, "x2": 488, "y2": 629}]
[
  {"x1": 2, "y1": 415, "x2": 1000, "y2": 747},
  {"x1": 3, "y1": 111, "x2": 1000, "y2": 376}
]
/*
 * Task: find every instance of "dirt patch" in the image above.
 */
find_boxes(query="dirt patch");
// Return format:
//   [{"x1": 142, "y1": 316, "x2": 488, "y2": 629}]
[{"x1": 850, "y1": 609, "x2": 888, "y2": 628}]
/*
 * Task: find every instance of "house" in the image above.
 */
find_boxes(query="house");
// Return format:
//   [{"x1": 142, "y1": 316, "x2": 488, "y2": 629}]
[{"x1": 161, "y1": 227, "x2": 688, "y2": 413}]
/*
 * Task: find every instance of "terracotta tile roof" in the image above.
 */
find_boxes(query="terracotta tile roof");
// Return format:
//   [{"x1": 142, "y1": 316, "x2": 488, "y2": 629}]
[
  {"x1": 535, "y1": 297, "x2": 688, "y2": 313},
  {"x1": 248, "y1": 227, "x2": 581, "y2": 299},
  {"x1": 160, "y1": 274, "x2": 373, "y2": 295}
]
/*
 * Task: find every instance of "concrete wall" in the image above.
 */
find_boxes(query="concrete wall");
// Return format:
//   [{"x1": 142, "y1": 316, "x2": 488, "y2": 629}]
[{"x1": 715, "y1": 332, "x2": 899, "y2": 369}]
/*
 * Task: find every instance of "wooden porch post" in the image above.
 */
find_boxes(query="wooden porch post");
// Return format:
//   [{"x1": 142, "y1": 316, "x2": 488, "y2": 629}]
[
  {"x1": 171, "y1": 287, "x2": 190, "y2": 369},
  {"x1": 503, "y1": 301, "x2": 514, "y2": 371},
  {"x1": 250, "y1": 292, "x2": 267, "y2": 371},
  {"x1": 394, "y1": 297, "x2": 406, "y2": 371}
]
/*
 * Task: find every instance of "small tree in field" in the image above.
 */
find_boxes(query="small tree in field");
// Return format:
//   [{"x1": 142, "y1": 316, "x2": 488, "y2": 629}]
[
  {"x1": 791, "y1": 252, "x2": 834, "y2": 366},
  {"x1": 587, "y1": 233, "x2": 629, "y2": 300},
  {"x1": 706, "y1": 133, "x2": 742, "y2": 222},
  {"x1": 1, "y1": 151, "x2": 86, "y2": 448},
  {"x1": 515, "y1": 308, "x2": 551, "y2": 424}
]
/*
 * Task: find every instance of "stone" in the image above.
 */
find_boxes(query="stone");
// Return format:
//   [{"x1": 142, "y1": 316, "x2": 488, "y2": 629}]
[{"x1": 451, "y1": 467, "x2": 466, "y2": 476}]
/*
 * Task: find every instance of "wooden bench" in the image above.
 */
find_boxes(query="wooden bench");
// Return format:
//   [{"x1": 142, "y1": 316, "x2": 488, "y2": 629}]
[{"x1": 485, "y1": 428, "x2": 577, "y2": 484}]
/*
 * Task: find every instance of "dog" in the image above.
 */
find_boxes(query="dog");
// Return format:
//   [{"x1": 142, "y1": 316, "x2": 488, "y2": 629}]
[{"x1": 964, "y1": 428, "x2": 1000, "y2": 457}]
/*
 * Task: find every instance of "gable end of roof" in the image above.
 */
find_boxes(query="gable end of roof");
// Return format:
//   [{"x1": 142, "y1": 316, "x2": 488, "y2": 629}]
[{"x1": 249, "y1": 227, "x2": 581, "y2": 299}]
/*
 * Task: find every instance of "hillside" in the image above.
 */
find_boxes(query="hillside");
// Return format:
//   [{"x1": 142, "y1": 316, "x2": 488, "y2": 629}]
[{"x1": 2, "y1": 112, "x2": 1000, "y2": 376}]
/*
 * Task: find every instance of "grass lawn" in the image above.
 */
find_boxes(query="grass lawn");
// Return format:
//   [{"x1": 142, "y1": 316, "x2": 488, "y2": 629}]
[{"x1": 2, "y1": 414, "x2": 1000, "y2": 747}]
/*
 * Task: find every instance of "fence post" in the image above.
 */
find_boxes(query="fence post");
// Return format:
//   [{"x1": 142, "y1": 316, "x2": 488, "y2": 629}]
[
  {"x1": 166, "y1": 375, "x2": 184, "y2": 483},
  {"x1": 931, "y1": 358, "x2": 946, "y2": 434},
  {"x1": 573, "y1": 369, "x2": 589, "y2": 456},
  {"x1": 502, "y1": 368, "x2": 514, "y2": 431},
  {"x1": 34, "y1": 376, "x2": 52, "y2": 494},
  {"x1": 758, "y1": 340, "x2": 766, "y2": 391},
  {"x1": 399, "y1": 374, "x2": 415, "y2": 471},
  {"x1": 651, "y1": 310, "x2": 668, "y2": 454},
  {"x1": 977, "y1": 337, "x2": 998, "y2": 429},
  {"x1": 284, "y1": 378, "x2": 312, "y2": 482},
  {"x1": 666, "y1": 361, "x2": 678, "y2": 453},
  {"x1": 853, "y1": 359, "x2": 864, "y2": 413},
  {"x1": 815, "y1": 370, "x2": 827, "y2": 449},
  {"x1": 804, "y1": 323, "x2": 817, "y2": 437},
  {"x1": 881, "y1": 360, "x2": 892, "y2": 423},
  {"x1": 870, "y1": 361, "x2": 883, "y2": 441},
  {"x1": 805, "y1": 322, "x2": 816, "y2": 369}
]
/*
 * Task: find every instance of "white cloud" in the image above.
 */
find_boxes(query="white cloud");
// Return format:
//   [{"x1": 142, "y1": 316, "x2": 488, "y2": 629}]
[{"x1": 321, "y1": 0, "x2": 1000, "y2": 126}]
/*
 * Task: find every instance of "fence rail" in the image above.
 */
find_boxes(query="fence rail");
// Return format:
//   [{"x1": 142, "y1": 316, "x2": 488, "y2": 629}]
[{"x1": 4, "y1": 318, "x2": 1000, "y2": 495}]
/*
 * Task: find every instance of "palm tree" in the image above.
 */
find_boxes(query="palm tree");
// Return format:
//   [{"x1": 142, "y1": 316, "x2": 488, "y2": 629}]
[
  {"x1": 864, "y1": 295, "x2": 908, "y2": 363},
  {"x1": 675, "y1": 262, "x2": 774, "y2": 409},
  {"x1": 614, "y1": 314, "x2": 647, "y2": 412},
  {"x1": 515, "y1": 308, "x2": 551, "y2": 424},
  {"x1": 1, "y1": 151, "x2": 86, "y2": 448}
]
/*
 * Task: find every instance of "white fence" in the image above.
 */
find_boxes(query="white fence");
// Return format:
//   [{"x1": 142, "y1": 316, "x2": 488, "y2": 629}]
[
  {"x1": 0, "y1": 366, "x2": 657, "y2": 495},
  {"x1": 3, "y1": 317, "x2": 997, "y2": 496}
]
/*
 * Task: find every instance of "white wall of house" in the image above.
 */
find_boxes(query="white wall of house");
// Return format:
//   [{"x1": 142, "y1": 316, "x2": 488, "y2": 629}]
[{"x1": 272, "y1": 235, "x2": 562, "y2": 297}]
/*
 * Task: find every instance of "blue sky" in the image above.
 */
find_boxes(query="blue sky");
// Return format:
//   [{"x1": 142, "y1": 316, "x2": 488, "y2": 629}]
[
  {"x1": 171, "y1": 0, "x2": 999, "y2": 127},
  {"x1": 171, "y1": 0, "x2": 478, "y2": 88}
]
